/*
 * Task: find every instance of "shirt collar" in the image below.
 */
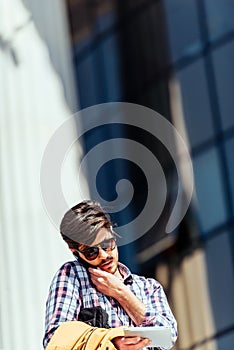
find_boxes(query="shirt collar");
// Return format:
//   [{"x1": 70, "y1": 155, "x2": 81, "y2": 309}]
[{"x1": 118, "y1": 262, "x2": 133, "y2": 285}]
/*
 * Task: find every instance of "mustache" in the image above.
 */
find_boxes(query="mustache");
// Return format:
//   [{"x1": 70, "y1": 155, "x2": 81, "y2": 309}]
[{"x1": 98, "y1": 256, "x2": 113, "y2": 266}]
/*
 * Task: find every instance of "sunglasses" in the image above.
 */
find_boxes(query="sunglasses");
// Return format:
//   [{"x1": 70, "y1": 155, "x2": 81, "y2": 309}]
[{"x1": 76, "y1": 237, "x2": 117, "y2": 261}]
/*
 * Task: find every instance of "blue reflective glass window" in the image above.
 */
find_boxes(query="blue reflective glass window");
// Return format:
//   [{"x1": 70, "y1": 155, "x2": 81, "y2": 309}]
[
  {"x1": 177, "y1": 59, "x2": 215, "y2": 148},
  {"x1": 212, "y1": 41, "x2": 234, "y2": 131},
  {"x1": 204, "y1": 0, "x2": 234, "y2": 41},
  {"x1": 76, "y1": 35, "x2": 121, "y2": 107},
  {"x1": 193, "y1": 148, "x2": 227, "y2": 232},
  {"x1": 95, "y1": 10, "x2": 117, "y2": 33},
  {"x1": 163, "y1": 0, "x2": 202, "y2": 63},
  {"x1": 205, "y1": 231, "x2": 234, "y2": 332},
  {"x1": 225, "y1": 137, "x2": 234, "y2": 215},
  {"x1": 99, "y1": 34, "x2": 122, "y2": 101},
  {"x1": 77, "y1": 54, "x2": 99, "y2": 108},
  {"x1": 217, "y1": 332, "x2": 234, "y2": 350}
]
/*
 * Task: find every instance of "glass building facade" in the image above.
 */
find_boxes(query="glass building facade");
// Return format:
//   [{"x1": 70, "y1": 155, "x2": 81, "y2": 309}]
[{"x1": 65, "y1": 1, "x2": 234, "y2": 349}]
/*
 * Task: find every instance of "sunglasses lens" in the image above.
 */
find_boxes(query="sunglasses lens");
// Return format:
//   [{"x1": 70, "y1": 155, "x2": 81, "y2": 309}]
[
  {"x1": 78, "y1": 237, "x2": 116, "y2": 260},
  {"x1": 83, "y1": 247, "x2": 99, "y2": 260}
]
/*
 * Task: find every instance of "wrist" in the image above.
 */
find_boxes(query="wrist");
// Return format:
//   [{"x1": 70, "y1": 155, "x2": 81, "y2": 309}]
[{"x1": 113, "y1": 282, "x2": 128, "y2": 300}]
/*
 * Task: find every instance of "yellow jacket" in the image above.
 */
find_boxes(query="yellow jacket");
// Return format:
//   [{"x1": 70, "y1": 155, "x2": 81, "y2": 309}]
[{"x1": 46, "y1": 321, "x2": 125, "y2": 350}]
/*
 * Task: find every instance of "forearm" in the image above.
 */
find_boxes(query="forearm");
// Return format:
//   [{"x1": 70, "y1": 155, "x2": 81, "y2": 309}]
[
  {"x1": 113, "y1": 284, "x2": 146, "y2": 325},
  {"x1": 115, "y1": 278, "x2": 178, "y2": 348}
]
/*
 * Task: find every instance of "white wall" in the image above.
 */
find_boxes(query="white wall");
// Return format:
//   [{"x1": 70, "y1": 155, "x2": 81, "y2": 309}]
[{"x1": 0, "y1": 1, "x2": 84, "y2": 349}]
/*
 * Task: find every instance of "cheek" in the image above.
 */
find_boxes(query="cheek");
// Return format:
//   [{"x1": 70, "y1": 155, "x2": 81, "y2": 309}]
[{"x1": 112, "y1": 248, "x2": 118, "y2": 261}]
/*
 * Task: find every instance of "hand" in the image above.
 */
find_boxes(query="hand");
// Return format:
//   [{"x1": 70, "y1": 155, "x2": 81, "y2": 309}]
[
  {"x1": 88, "y1": 268, "x2": 124, "y2": 298},
  {"x1": 88, "y1": 267, "x2": 146, "y2": 326},
  {"x1": 112, "y1": 336, "x2": 152, "y2": 350}
]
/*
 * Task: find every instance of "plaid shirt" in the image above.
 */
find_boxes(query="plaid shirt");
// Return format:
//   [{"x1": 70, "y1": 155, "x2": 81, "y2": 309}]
[{"x1": 43, "y1": 259, "x2": 177, "y2": 349}]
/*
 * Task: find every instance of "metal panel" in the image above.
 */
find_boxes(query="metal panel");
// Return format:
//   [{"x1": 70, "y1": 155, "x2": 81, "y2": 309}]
[{"x1": 0, "y1": 1, "x2": 82, "y2": 349}]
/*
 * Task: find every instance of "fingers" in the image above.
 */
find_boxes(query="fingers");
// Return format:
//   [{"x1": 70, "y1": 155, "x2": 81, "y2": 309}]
[
  {"x1": 89, "y1": 271, "x2": 104, "y2": 284},
  {"x1": 126, "y1": 337, "x2": 152, "y2": 348},
  {"x1": 89, "y1": 268, "x2": 113, "y2": 286},
  {"x1": 88, "y1": 269, "x2": 102, "y2": 283},
  {"x1": 122, "y1": 336, "x2": 143, "y2": 344},
  {"x1": 91, "y1": 277, "x2": 105, "y2": 288},
  {"x1": 89, "y1": 267, "x2": 106, "y2": 276},
  {"x1": 112, "y1": 336, "x2": 152, "y2": 349},
  {"x1": 88, "y1": 267, "x2": 122, "y2": 297}
]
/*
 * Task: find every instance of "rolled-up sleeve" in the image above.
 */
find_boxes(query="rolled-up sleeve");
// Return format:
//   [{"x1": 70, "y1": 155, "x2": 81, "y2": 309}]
[{"x1": 137, "y1": 277, "x2": 178, "y2": 349}]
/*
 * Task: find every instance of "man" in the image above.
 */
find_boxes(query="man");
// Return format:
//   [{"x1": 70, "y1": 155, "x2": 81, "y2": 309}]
[{"x1": 43, "y1": 200, "x2": 177, "y2": 350}]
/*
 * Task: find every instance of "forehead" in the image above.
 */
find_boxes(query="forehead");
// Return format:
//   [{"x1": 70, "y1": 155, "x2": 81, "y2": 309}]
[{"x1": 90, "y1": 227, "x2": 113, "y2": 246}]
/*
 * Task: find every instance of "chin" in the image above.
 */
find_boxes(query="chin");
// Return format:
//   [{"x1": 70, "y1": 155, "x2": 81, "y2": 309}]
[{"x1": 102, "y1": 263, "x2": 118, "y2": 275}]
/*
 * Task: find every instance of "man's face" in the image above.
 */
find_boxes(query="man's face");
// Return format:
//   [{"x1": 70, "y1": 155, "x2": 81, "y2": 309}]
[{"x1": 77, "y1": 228, "x2": 119, "y2": 275}]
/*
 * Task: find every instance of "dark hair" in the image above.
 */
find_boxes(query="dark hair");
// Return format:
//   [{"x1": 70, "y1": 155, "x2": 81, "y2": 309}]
[{"x1": 60, "y1": 200, "x2": 114, "y2": 248}]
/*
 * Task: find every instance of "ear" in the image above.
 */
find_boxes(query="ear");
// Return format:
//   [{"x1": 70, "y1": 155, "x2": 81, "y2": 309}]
[{"x1": 70, "y1": 248, "x2": 80, "y2": 259}]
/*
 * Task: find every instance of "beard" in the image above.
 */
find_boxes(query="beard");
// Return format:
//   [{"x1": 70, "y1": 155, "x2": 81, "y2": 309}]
[{"x1": 98, "y1": 257, "x2": 119, "y2": 275}]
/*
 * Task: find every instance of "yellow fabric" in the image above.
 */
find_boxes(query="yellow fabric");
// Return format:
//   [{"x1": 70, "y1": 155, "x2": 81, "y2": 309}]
[{"x1": 46, "y1": 321, "x2": 125, "y2": 350}]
